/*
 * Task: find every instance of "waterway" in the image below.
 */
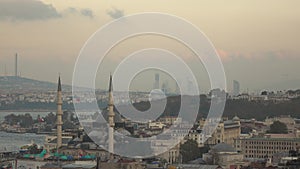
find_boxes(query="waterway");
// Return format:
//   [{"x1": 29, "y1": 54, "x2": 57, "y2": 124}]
[
  {"x1": 0, "y1": 131, "x2": 46, "y2": 152},
  {"x1": 0, "y1": 112, "x2": 50, "y2": 152}
]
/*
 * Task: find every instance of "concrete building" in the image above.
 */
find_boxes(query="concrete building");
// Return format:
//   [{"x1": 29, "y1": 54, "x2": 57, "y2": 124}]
[
  {"x1": 203, "y1": 143, "x2": 244, "y2": 169},
  {"x1": 153, "y1": 73, "x2": 160, "y2": 89},
  {"x1": 166, "y1": 164, "x2": 223, "y2": 169},
  {"x1": 157, "y1": 144, "x2": 180, "y2": 164},
  {"x1": 40, "y1": 161, "x2": 97, "y2": 169},
  {"x1": 99, "y1": 159, "x2": 144, "y2": 169},
  {"x1": 13, "y1": 159, "x2": 47, "y2": 169},
  {"x1": 240, "y1": 119, "x2": 268, "y2": 136},
  {"x1": 148, "y1": 121, "x2": 165, "y2": 130},
  {"x1": 15, "y1": 53, "x2": 18, "y2": 77},
  {"x1": 188, "y1": 128, "x2": 205, "y2": 147},
  {"x1": 223, "y1": 116, "x2": 242, "y2": 146},
  {"x1": 234, "y1": 137, "x2": 300, "y2": 160},
  {"x1": 233, "y1": 80, "x2": 240, "y2": 97},
  {"x1": 158, "y1": 117, "x2": 182, "y2": 126},
  {"x1": 193, "y1": 116, "x2": 241, "y2": 147}
]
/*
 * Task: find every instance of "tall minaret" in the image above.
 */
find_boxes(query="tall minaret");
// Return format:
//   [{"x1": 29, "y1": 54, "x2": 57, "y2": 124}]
[
  {"x1": 108, "y1": 74, "x2": 115, "y2": 159},
  {"x1": 56, "y1": 76, "x2": 63, "y2": 148}
]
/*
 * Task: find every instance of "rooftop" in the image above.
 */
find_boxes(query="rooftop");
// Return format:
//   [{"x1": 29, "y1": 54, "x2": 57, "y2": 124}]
[
  {"x1": 48, "y1": 138, "x2": 72, "y2": 144},
  {"x1": 211, "y1": 143, "x2": 236, "y2": 153},
  {"x1": 238, "y1": 137, "x2": 300, "y2": 141}
]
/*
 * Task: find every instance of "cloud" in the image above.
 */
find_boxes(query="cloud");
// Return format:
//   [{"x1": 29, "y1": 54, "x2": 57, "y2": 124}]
[
  {"x1": 107, "y1": 7, "x2": 124, "y2": 19},
  {"x1": 217, "y1": 49, "x2": 230, "y2": 61},
  {"x1": 0, "y1": 1, "x2": 95, "y2": 21},
  {"x1": 80, "y1": 9, "x2": 94, "y2": 19},
  {"x1": 66, "y1": 7, "x2": 94, "y2": 19},
  {"x1": 0, "y1": 0, "x2": 61, "y2": 21},
  {"x1": 217, "y1": 49, "x2": 299, "y2": 62}
]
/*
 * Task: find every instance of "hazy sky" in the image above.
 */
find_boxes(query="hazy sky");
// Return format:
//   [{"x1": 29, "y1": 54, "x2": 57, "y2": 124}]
[{"x1": 0, "y1": 0, "x2": 299, "y2": 93}]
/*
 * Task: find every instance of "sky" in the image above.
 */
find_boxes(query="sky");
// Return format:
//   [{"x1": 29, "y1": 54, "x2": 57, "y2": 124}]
[{"x1": 0, "y1": 0, "x2": 299, "y2": 93}]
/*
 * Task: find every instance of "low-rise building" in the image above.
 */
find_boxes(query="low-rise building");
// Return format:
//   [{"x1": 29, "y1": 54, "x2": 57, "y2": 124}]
[
  {"x1": 148, "y1": 121, "x2": 165, "y2": 130},
  {"x1": 203, "y1": 143, "x2": 244, "y2": 169},
  {"x1": 158, "y1": 117, "x2": 182, "y2": 126},
  {"x1": 191, "y1": 116, "x2": 241, "y2": 147}
]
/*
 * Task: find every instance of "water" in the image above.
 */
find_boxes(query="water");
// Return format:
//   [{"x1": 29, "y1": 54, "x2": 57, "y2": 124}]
[
  {"x1": 0, "y1": 112, "x2": 50, "y2": 152},
  {"x1": 0, "y1": 132, "x2": 46, "y2": 152}
]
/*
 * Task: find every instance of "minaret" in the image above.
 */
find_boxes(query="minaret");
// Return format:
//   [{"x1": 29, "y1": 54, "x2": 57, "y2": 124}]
[
  {"x1": 56, "y1": 76, "x2": 63, "y2": 148},
  {"x1": 108, "y1": 74, "x2": 115, "y2": 159}
]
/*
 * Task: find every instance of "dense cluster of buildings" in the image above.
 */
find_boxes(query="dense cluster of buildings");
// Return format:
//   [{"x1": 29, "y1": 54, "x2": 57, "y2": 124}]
[
  {"x1": 0, "y1": 90, "x2": 153, "y2": 108},
  {"x1": 1, "y1": 76, "x2": 300, "y2": 169},
  {"x1": 1, "y1": 77, "x2": 300, "y2": 109},
  {"x1": 187, "y1": 116, "x2": 241, "y2": 147},
  {"x1": 229, "y1": 90, "x2": 300, "y2": 102}
]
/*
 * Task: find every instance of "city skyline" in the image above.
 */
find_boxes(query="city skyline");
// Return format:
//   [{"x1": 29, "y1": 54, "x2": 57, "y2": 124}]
[{"x1": 1, "y1": 1, "x2": 300, "y2": 168}]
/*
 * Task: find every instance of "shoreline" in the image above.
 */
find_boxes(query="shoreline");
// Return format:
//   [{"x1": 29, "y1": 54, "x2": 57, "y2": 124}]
[{"x1": 0, "y1": 130, "x2": 51, "y2": 135}]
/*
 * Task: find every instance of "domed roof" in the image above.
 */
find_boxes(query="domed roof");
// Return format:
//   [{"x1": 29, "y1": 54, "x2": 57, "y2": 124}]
[
  {"x1": 116, "y1": 128, "x2": 131, "y2": 136},
  {"x1": 233, "y1": 115, "x2": 240, "y2": 121},
  {"x1": 211, "y1": 143, "x2": 236, "y2": 153},
  {"x1": 73, "y1": 137, "x2": 81, "y2": 142}
]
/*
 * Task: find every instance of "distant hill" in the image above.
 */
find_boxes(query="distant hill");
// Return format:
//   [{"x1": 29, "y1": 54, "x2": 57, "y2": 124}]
[
  {"x1": 114, "y1": 95, "x2": 300, "y2": 121},
  {"x1": 0, "y1": 76, "x2": 71, "y2": 93}
]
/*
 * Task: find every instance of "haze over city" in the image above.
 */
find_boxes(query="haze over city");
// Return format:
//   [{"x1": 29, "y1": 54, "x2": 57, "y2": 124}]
[
  {"x1": 2, "y1": 1, "x2": 300, "y2": 169},
  {"x1": 1, "y1": 0, "x2": 300, "y2": 92}
]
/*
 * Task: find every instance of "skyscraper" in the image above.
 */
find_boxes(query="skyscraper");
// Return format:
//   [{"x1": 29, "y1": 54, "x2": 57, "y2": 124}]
[
  {"x1": 162, "y1": 80, "x2": 169, "y2": 94},
  {"x1": 153, "y1": 73, "x2": 160, "y2": 89},
  {"x1": 233, "y1": 80, "x2": 240, "y2": 96},
  {"x1": 15, "y1": 53, "x2": 18, "y2": 77}
]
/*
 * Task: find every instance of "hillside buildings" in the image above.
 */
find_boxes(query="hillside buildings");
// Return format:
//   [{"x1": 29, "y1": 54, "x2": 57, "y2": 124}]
[
  {"x1": 203, "y1": 143, "x2": 244, "y2": 169},
  {"x1": 188, "y1": 116, "x2": 241, "y2": 148},
  {"x1": 234, "y1": 136, "x2": 300, "y2": 160}
]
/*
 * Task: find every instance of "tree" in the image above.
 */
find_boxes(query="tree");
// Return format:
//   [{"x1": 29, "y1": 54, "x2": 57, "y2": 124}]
[
  {"x1": 267, "y1": 121, "x2": 288, "y2": 134},
  {"x1": 4, "y1": 113, "x2": 33, "y2": 128},
  {"x1": 180, "y1": 140, "x2": 209, "y2": 163},
  {"x1": 44, "y1": 112, "x2": 56, "y2": 125},
  {"x1": 5, "y1": 114, "x2": 18, "y2": 125},
  {"x1": 63, "y1": 120, "x2": 75, "y2": 130},
  {"x1": 28, "y1": 144, "x2": 41, "y2": 154},
  {"x1": 20, "y1": 113, "x2": 33, "y2": 128}
]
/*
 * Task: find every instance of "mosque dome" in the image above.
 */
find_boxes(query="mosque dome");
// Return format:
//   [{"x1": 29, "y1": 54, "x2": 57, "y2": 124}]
[
  {"x1": 233, "y1": 115, "x2": 240, "y2": 121},
  {"x1": 211, "y1": 143, "x2": 236, "y2": 153}
]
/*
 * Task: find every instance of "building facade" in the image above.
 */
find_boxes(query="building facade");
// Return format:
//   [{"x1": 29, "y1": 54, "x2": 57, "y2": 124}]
[
  {"x1": 188, "y1": 117, "x2": 241, "y2": 147},
  {"x1": 234, "y1": 137, "x2": 300, "y2": 159},
  {"x1": 203, "y1": 143, "x2": 244, "y2": 169}
]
